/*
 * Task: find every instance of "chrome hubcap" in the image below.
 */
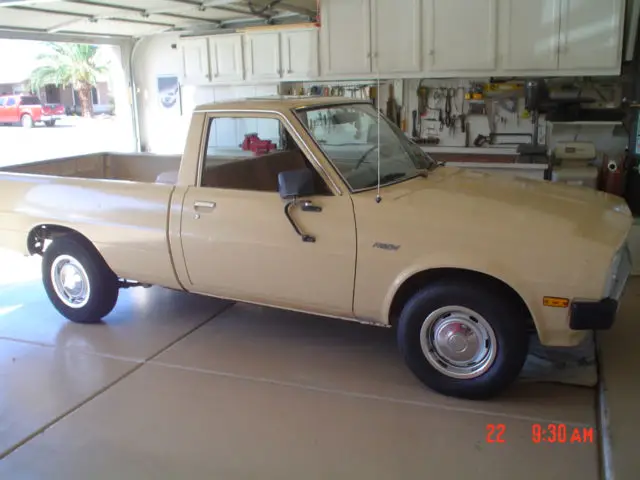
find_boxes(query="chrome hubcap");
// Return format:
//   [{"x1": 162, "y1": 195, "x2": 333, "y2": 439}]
[
  {"x1": 51, "y1": 255, "x2": 91, "y2": 309},
  {"x1": 420, "y1": 306, "x2": 497, "y2": 379}
]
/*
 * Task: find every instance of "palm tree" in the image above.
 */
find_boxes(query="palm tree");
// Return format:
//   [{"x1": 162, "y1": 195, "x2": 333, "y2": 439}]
[{"x1": 30, "y1": 43, "x2": 109, "y2": 118}]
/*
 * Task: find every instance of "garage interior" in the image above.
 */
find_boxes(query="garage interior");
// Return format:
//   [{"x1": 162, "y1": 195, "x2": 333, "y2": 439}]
[{"x1": 1, "y1": 0, "x2": 640, "y2": 478}]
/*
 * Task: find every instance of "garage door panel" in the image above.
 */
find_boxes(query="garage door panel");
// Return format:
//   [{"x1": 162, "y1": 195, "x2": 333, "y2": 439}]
[{"x1": 0, "y1": 9, "x2": 80, "y2": 30}]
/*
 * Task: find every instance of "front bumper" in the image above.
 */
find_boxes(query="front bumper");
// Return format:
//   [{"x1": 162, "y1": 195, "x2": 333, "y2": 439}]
[
  {"x1": 570, "y1": 244, "x2": 632, "y2": 331},
  {"x1": 569, "y1": 298, "x2": 618, "y2": 330}
]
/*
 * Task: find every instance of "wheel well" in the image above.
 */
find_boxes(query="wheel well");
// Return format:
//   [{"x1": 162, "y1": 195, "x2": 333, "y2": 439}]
[
  {"x1": 388, "y1": 268, "x2": 535, "y2": 331},
  {"x1": 27, "y1": 225, "x2": 92, "y2": 255}
]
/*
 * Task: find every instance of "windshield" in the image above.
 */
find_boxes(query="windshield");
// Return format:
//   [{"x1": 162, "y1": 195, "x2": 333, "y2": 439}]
[{"x1": 295, "y1": 103, "x2": 435, "y2": 191}]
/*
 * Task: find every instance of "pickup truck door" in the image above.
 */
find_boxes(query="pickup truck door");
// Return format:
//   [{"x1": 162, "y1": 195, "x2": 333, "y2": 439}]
[
  {"x1": 0, "y1": 97, "x2": 17, "y2": 122},
  {"x1": 178, "y1": 113, "x2": 357, "y2": 319}
]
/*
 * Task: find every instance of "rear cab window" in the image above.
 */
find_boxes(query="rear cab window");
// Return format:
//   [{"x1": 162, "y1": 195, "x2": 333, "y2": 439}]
[
  {"x1": 5, "y1": 97, "x2": 16, "y2": 106},
  {"x1": 19, "y1": 96, "x2": 41, "y2": 106}
]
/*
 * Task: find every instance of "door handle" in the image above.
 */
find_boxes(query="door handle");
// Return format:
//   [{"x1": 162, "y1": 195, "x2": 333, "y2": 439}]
[
  {"x1": 301, "y1": 200, "x2": 322, "y2": 213},
  {"x1": 194, "y1": 200, "x2": 216, "y2": 210}
]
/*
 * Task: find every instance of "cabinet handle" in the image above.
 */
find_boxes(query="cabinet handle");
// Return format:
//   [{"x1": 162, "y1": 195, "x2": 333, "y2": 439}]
[
  {"x1": 287, "y1": 69, "x2": 293, "y2": 74},
  {"x1": 366, "y1": 52, "x2": 372, "y2": 59},
  {"x1": 429, "y1": 49, "x2": 435, "y2": 56}
]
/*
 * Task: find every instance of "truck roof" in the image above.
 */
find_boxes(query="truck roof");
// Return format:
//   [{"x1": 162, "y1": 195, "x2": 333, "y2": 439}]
[{"x1": 194, "y1": 95, "x2": 370, "y2": 113}]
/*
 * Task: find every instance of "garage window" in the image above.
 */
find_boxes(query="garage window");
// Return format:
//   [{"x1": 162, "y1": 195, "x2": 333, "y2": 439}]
[{"x1": 200, "y1": 116, "x2": 330, "y2": 194}]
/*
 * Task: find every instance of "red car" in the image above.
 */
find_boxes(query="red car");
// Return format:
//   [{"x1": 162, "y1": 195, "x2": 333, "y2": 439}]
[{"x1": 0, "y1": 94, "x2": 65, "y2": 128}]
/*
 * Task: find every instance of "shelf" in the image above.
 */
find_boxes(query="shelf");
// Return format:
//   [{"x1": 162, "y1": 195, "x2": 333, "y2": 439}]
[{"x1": 549, "y1": 121, "x2": 622, "y2": 126}]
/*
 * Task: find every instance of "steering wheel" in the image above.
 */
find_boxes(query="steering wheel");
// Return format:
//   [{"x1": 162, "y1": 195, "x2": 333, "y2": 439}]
[{"x1": 352, "y1": 144, "x2": 379, "y2": 172}]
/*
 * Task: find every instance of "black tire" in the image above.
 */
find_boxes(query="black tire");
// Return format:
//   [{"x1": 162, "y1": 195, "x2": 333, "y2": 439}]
[
  {"x1": 397, "y1": 280, "x2": 529, "y2": 400},
  {"x1": 21, "y1": 114, "x2": 33, "y2": 128},
  {"x1": 42, "y1": 235, "x2": 119, "y2": 324},
  {"x1": 44, "y1": 120, "x2": 56, "y2": 127}
]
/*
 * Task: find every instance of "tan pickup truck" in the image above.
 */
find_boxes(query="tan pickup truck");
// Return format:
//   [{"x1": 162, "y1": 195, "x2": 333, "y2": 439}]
[{"x1": 0, "y1": 96, "x2": 633, "y2": 399}]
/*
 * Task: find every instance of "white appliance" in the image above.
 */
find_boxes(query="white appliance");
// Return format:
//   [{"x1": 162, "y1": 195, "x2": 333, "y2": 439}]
[{"x1": 551, "y1": 142, "x2": 599, "y2": 189}]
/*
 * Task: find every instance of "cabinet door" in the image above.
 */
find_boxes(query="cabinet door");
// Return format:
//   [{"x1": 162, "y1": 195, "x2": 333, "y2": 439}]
[
  {"x1": 245, "y1": 32, "x2": 282, "y2": 81},
  {"x1": 499, "y1": 0, "x2": 562, "y2": 71},
  {"x1": 181, "y1": 38, "x2": 210, "y2": 84},
  {"x1": 423, "y1": 0, "x2": 497, "y2": 71},
  {"x1": 371, "y1": 0, "x2": 421, "y2": 73},
  {"x1": 559, "y1": 0, "x2": 625, "y2": 71},
  {"x1": 208, "y1": 34, "x2": 244, "y2": 82},
  {"x1": 281, "y1": 29, "x2": 319, "y2": 79},
  {"x1": 320, "y1": 0, "x2": 372, "y2": 76}
]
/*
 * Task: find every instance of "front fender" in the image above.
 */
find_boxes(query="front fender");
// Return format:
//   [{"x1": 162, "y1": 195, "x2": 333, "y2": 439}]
[{"x1": 380, "y1": 250, "x2": 537, "y2": 325}]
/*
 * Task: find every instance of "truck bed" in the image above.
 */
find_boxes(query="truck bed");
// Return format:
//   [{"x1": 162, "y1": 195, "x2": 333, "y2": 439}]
[
  {"x1": 0, "y1": 152, "x2": 183, "y2": 290},
  {"x1": 1, "y1": 152, "x2": 182, "y2": 184}
]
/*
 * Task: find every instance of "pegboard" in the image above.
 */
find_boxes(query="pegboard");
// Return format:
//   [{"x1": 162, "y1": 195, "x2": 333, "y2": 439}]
[{"x1": 403, "y1": 78, "x2": 540, "y2": 149}]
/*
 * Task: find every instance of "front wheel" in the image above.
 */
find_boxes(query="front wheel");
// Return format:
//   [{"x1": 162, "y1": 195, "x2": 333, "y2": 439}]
[
  {"x1": 42, "y1": 235, "x2": 119, "y2": 323},
  {"x1": 397, "y1": 280, "x2": 529, "y2": 400}
]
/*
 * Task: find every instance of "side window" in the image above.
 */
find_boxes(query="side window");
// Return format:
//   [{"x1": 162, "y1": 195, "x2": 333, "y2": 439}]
[
  {"x1": 6, "y1": 98, "x2": 16, "y2": 106},
  {"x1": 0, "y1": 98, "x2": 5, "y2": 106},
  {"x1": 200, "y1": 116, "x2": 331, "y2": 194}
]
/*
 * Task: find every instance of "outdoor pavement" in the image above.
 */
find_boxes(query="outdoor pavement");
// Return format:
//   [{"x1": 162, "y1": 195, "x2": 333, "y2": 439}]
[{"x1": 0, "y1": 115, "x2": 134, "y2": 168}]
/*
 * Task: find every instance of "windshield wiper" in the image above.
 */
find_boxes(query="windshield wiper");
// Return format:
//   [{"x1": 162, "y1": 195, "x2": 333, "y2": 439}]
[
  {"x1": 364, "y1": 173, "x2": 409, "y2": 188},
  {"x1": 363, "y1": 170, "x2": 427, "y2": 189}
]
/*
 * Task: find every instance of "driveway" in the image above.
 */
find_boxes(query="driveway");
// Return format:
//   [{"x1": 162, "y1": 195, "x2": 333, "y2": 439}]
[{"x1": 0, "y1": 115, "x2": 135, "y2": 168}]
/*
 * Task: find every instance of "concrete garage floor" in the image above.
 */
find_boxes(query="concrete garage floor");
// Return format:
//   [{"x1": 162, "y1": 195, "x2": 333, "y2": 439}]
[{"x1": 0, "y1": 248, "x2": 631, "y2": 479}]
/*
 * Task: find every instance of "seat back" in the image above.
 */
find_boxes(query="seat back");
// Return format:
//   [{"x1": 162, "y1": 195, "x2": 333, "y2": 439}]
[{"x1": 201, "y1": 150, "x2": 308, "y2": 192}]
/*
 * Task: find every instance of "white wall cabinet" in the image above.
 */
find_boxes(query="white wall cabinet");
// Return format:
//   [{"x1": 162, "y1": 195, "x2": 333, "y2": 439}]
[
  {"x1": 281, "y1": 29, "x2": 319, "y2": 79},
  {"x1": 180, "y1": 37, "x2": 210, "y2": 84},
  {"x1": 371, "y1": 0, "x2": 421, "y2": 74},
  {"x1": 321, "y1": 0, "x2": 422, "y2": 77},
  {"x1": 559, "y1": 0, "x2": 625, "y2": 71},
  {"x1": 499, "y1": 0, "x2": 562, "y2": 71},
  {"x1": 498, "y1": 0, "x2": 625, "y2": 74},
  {"x1": 245, "y1": 28, "x2": 319, "y2": 81},
  {"x1": 320, "y1": 0, "x2": 372, "y2": 76},
  {"x1": 208, "y1": 34, "x2": 244, "y2": 82},
  {"x1": 424, "y1": 0, "x2": 497, "y2": 72},
  {"x1": 179, "y1": 0, "x2": 627, "y2": 85},
  {"x1": 244, "y1": 32, "x2": 282, "y2": 81}
]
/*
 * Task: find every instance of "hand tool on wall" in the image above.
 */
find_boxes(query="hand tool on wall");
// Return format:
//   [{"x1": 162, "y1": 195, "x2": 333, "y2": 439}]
[
  {"x1": 444, "y1": 88, "x2": 453, "y2": 127},
  {"x1": 417, "y1": 80, "x2": 429, "y2": 116},
  {"x1": 369, "y1": 85, "x2": 377, "y2": 108},
  {"x1": 386, "y1": 83, "x2": 400, "y2": 127}
]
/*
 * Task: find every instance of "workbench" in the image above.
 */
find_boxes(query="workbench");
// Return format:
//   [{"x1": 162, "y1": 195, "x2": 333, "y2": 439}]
[{"x1": 421, "y1": 147, "x2": 548, "y2": 180}]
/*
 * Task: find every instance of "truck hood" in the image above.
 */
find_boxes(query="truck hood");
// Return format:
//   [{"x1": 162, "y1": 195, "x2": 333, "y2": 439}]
[{"x1": 367, "y1": 166, "x2": 632, "y2": 253}]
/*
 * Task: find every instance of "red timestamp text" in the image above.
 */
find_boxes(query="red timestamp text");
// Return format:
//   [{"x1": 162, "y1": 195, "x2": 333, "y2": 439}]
[{"x1": 486, "y1": 423, "x2": 595, "y2": 444}]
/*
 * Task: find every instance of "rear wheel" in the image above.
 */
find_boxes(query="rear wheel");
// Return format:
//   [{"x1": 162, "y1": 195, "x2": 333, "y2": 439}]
[
  {"x1": 397, "y1": 280, "x2": 529, "y2": 400},
  {"x1": 21, "y1": 114, "x2": 33, "y2": 128},
  {"x1": 42, "y1": 235, "x2": 119, "y2": 323},
  {"x1": 44, "y1": 120, "x2": 56, "y2": 127}
]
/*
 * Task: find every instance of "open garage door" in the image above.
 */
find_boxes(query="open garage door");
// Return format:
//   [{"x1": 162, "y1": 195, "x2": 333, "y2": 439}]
[{"x1": 0, "y1": 1, "x2": 317, "y2": 163}]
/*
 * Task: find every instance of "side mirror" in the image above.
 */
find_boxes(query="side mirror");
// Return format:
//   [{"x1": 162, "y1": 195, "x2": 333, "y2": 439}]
[{"x1": 278, "y1": 168, "x2": 316, "y2": 199}]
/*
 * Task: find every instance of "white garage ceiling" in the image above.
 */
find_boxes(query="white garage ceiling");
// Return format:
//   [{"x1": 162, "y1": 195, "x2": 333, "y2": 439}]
[{"x1": 0, "y1": 0, "x2": 317, "y2": 39}]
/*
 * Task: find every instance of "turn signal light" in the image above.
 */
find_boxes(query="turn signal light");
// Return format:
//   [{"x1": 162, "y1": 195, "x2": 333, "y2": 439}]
[{"x1": 543, "y1": 297, "x2": 570, "y2": 308}]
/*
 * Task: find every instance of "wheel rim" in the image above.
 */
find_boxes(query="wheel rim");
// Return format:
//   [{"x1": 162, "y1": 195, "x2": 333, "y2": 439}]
[
  {"x1": 50, "y1": 255, "x2": 91, "y2": 309},
  {"x1": 22, "y1": 116, "x2": 32, "y2": 127},
  {"x1": 419, "y1": 306, "x2": 497, "y2": 379}
]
